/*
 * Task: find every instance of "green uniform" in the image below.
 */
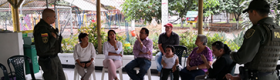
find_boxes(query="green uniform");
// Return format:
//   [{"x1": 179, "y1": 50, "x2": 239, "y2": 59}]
[
  {"x1": 33, "y1": 19, "x2": 65, "y2": 80},
  {"x1": 231, "y1": 17, "x2": 279, "y2": 80}
]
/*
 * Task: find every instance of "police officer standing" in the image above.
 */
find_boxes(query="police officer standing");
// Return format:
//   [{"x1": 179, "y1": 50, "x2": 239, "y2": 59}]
[
  {"x1": 230, "y1": 0, "x2": 280, "y2": 80},
  {"x1": 33, "y1": 9, "x2": 65, "y2": 80}
]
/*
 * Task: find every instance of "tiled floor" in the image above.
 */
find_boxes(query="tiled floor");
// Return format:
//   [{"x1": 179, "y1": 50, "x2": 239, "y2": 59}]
[{"x1": 26, "y1": 68, "x2": 161, "y2": 80}]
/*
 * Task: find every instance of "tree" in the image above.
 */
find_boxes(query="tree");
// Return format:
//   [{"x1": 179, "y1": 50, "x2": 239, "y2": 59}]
[
  {"x1": 121, "y1": 0, "x2": 163, "y2": 23},
  {"x1": 202, "y1": 0, "x2": 220, "y2": 26},
  {"x1": 169, "y1": 0, "x2": 195, "y2": 27},
  {"x1": 222, "y1": 0, "x2": 248, "y2": 28}
]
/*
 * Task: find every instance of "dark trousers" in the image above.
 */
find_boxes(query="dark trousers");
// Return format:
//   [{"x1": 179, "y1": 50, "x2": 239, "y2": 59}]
[
  {"x1": 180, "y1": 67, "x2": 205, "y2": 80},
  {"x1": 124, "y1": 58, "x2": 151, "y2": 80},
  {"x1": 39, "y1": 56, "x2": 66, "y2": 80},
  {"x1": 160, "y1": 67, "x2": 179, "y2": 80}
]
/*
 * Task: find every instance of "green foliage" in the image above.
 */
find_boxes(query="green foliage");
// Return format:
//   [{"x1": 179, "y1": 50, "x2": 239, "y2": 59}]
[
  {"x1": 0, "y1": 12, "x2": 11, "y2": 21},
  {"x1": 206, "y1": 32, "x2": 227, "y2": 47},
  {"x1": 231, "y1": 30, "x2": 245, "y2": 47},
  {"x1": 221, "y1": 0, "x2": 249, "y2": 21},
  {"x1": 78, "y1": 22, "x2": 125, "y2": 54},
  {"x1": 169, "y1": 0, "x2": 194, "y2": 19},
  {"x1": 179, "y1": 31, "x2": 240, "y2": 56},
  {"x1": 61, "y1": 35, "x2": 79, "y2": 53},
  {"x1": 121, "y1": 0, "x2": 162, "y2": 23},
  {"x1": 179, "y1": 31, "x2": 197, "y2": 56},
  {"x1": 78, "y1": 23, "x2": 107, "y2": 53}
]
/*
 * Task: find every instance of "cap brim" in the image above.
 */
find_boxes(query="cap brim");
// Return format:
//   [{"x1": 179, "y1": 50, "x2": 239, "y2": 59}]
[{"x1": 243, "y1": 9, "x2": 249, "y2": 13}]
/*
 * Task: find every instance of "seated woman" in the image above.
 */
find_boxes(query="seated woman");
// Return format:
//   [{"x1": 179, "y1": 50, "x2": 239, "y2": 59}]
[
  {"x1": 103, "y1": 30, "x2": 123, "y2": 80},
  {"x1": 195, "y1": 41, "x2": 234, "y2": 80},
  {"x1": 73, "y1": 33, "x2": 96, "y2": 80},
  {"x1": 180, "y1": 34, "x2": 213, "y2": 80}
]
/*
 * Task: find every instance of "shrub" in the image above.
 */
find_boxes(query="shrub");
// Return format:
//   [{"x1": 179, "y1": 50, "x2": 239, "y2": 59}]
[{"x1": 61, "y1": 35, "x2": 78, "y2": 53}]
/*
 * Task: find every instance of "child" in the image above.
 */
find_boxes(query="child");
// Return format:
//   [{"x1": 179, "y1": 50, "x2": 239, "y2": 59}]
[{"x1": 160, "y1": 45, "x2": 179, "y2": 80}]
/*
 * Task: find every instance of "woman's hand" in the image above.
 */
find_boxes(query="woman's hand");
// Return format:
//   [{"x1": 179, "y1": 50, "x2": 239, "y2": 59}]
[
  {"x1": 201, "y1": 55, "x2": 208, "y2": 64},
  {"x1": 162, "y1": 62, "x2": 167, "y2": 68},
  {"x1": 112, "y1": 40, "x2": 118, "y2": 50},
  {"x1": 86, "y1": 62, "x2": 92, "y2": 68},
  {"x1": 172, "y1": 66, "x2": 176, "y2": 72},
  {"x1": 79, "y1": 63, "x2": 85, "y2": 68},
  {"x1": 119, "y1": 54, "x2": 123, "y2": 57},
  {"x1": 186, "y1": 66, "x2": 195, "y2": 71},
  {"x1": 225, "y1": 73, "x2": 233, "y2": 80}
]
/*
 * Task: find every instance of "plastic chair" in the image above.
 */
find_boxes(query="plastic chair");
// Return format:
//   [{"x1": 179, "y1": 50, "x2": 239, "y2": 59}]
[
  {"x1": 228, "y1": 62, "x2": 237, "y2": 75},
  {"x1": 7, "y1": 55, "x2": 36, "y2": 80},
  {"x1": 173, "y1": 45, "x2": 188, "y2": 66},
  {"x1": 73, "y1": 67, "x2": 96, "y2": 80},
  {"x1": 0, "y1": 63, "x2": 9, "y2": 80},
  {"x1": 130, "y1": 67, "x2": 152, "y2": 80},
  {"x1": 101, "y1": 51, "x2": 124, "y2": 80},
  {"x1": 101, "y1": 65, "x2": 123, "y2": 80}
]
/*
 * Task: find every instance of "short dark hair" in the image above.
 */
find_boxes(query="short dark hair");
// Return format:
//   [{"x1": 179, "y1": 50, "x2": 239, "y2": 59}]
[
  {"x1": 141, "y1": 28, "x2": 149, "y2": 36},
  {"x1": 211, "y1": 41, "x2": 231, "y2": 54},
  {"x1": 107, "y1": 30, "x2": 116, "y2": 41},
  {"x1": 249, "y1": 9, "x2": 270, "y2": 17},
  {"x1": 165, "y1": 45, "x2": 175, "y2": 54},
  {"x1": 42, "y1": 8, "x2": 55, "y2": 19},
  {"x1": 78, "y1": 33, "x2": 88, "y2": 42}
]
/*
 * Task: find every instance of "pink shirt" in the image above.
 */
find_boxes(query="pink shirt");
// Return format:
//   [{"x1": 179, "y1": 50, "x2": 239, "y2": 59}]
[{"x1": 133, "y1": 37, "x2": 153, "y2": 60}]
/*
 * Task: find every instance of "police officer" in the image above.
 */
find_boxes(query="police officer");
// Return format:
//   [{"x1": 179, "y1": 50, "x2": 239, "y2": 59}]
[
  {"x1": 33, "y1": 9, "x2": 65, "y2": 80},
  {"x1": 230, "y1": 0, "x2": 280, "y2": 80}
]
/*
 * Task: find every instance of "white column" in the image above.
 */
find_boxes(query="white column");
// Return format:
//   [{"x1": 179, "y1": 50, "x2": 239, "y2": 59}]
[
  {"x1": 161, "y1": 0, "x2": 168, "y2": 33},
  {"x1": 54, "y1": 1, "x2": 58, "y2": 28},
  {"x1": 131, "y1": 19, "x2": 135, "y2": 30},
  {"x1": 70, "y1": 5, "x2": 73, "y2": 35}
]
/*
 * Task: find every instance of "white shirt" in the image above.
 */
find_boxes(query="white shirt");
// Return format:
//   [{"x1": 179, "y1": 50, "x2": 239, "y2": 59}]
[
  {"x1": 73, "y1": 43, "x2": 96, "y2": 62},
  {"x1": 162, "y1": 55, "x2": 178, "y2": 69},
  {"x1": 103, "y1": 41, "x2": 123, "y2": 60}
]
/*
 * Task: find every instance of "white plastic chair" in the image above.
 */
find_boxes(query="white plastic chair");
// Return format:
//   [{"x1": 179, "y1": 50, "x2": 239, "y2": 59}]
[
  {"x1": 101, "y1": 51, "x2": 124, "y2": 80},
  {"x1": 101, "y1": 66, "x2": 123, "y2": 80},
  {"x1": 73, "y1": 67, "x2": 96, "y2": 80},
  {"x1": 130, "y1": 67, "x2": 152, "y2": 80}
]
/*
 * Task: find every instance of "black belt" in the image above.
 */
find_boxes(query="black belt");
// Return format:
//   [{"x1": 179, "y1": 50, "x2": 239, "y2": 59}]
[
  {"x1": 248, "y1": 70, "x2": 275, "y2": 80},
  {"x1": 39, "y1": 54, "x2": 58, "y2": 59},
  {"x1": 249, "y1": 70, "x2": 274, "y2": 76},
  {"x1": 137, "y1": 57, "x2": 151, "y2": 61}
]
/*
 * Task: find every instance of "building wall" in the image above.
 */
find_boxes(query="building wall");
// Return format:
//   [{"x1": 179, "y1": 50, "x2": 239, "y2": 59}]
[{"x1": 0, "y1": 33, "x2": 24, "y2": 78}]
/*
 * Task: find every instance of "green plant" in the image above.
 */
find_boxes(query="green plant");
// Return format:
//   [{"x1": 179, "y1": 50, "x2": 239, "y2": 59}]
[
  {"x1": 206, "y1": 32, "x2": 227, "y2": 48},
  {"x1": 78, "y1": 23, "x2": 106, "y2": 54},
  {"x1": 61, "y1": 35, "x2": 78, "y2": 53},
  {"x1": 179, "y1": 31, "x2": 197, "y2": 56}
]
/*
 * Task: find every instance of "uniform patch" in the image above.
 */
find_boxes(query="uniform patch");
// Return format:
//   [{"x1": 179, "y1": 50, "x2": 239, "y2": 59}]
[
  {"x1": 42, "y1": 37, "x2": 48, "y2": 43},
  {"x1": 245, "y1": 29, "x2": 255, "y2": 39},
  {"x1": 41, "y1": 33, "x2": 48, "y2": 37}
]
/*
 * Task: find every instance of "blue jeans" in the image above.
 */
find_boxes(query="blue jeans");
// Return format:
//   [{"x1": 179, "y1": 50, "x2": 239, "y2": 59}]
[
  {"x1": 180, "y1": 67, "x2": 205, "y2": 80},
  {"x1": 155, "y1": 52, "x2": 163, "y2": 72},
  {"x1": 124, "y1": 58, "x2": 151, "y2": 80}
]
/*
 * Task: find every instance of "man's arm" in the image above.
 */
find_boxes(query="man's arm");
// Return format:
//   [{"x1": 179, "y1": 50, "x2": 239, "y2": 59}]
[
  {"x1": 133, "y1": 40, "x2": 140, "y2": 58},
  {"x1": 174, "y1": 34, "x2": 180, "y2": 45},
  {"x1": 35, "y1": 27, "x2": 57, "y2": 54},
  {"x1": 158, "y1": 44, "x2": 165, "y2": 55},
  {"x1": 139, "y1": 40, "x2": 153, "y2": 54},
  {"x1": 231, "y1": 28, "x2": 264, "y2": 64},
  {"x1": 158, "y1": 35, "x2": 165, "y2": 55}
]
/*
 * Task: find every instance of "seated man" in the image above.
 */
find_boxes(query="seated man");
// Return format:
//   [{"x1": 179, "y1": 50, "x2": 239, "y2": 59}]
[
  {"x1": 124, "y1": 28, "x2": 153, "y2": 80},
  {"x1": 155, "y1": 23, "x2": 179, "y2": 75}
]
